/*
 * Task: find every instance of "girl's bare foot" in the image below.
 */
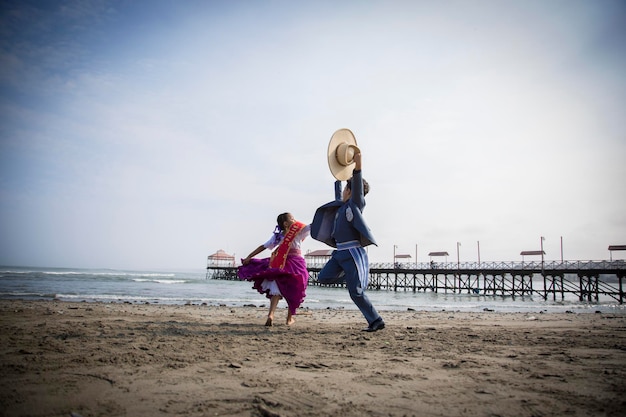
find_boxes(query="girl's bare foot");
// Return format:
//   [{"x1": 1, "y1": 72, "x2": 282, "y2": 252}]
[
  {"x1": 286, "y1": 317, "x2": 295, "y2": 326},
  {"x1": 265, "y1": 317, "x2": 273, "y2": 326}
]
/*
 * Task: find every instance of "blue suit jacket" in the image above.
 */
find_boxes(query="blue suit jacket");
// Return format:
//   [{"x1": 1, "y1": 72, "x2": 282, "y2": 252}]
[{"x1": 310, "y1": 170, "x2": 377, "y2": 248}]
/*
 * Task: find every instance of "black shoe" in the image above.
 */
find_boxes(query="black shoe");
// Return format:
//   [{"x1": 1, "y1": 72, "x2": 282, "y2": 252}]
[{"x1": 363, "y1": 319, "x2": 385, "y2": 332}]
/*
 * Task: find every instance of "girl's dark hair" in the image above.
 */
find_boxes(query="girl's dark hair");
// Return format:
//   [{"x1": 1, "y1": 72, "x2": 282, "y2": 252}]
[
  {"x1": 346, "y1": 178, "x2": 370, "y2": 195},
  {"x1": 276, "y1": 212, "x2": 291, "y2": 232},
  {"x1": 272, "y1": 212, "x2": 291, "y2": 244}
]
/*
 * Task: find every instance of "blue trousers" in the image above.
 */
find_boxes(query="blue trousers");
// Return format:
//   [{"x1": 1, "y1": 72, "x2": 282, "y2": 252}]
[{"x1": 317, "y1": 249, "x2": 381, "y2": 325}]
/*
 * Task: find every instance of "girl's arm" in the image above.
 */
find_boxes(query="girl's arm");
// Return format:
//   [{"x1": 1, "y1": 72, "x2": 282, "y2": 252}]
[{"x1": 242, "y1": 244, "x2": 266, "y2": 265}]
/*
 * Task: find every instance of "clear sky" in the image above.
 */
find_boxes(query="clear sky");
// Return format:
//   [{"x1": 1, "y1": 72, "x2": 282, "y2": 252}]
[{"x1": 1, "y1": 0, "x2": 625, "y2": 270}]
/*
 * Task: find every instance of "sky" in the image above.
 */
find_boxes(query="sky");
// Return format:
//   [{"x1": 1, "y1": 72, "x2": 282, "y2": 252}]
[{"x1": 1, "y1": 0, "x2": 625, "y2": 270}]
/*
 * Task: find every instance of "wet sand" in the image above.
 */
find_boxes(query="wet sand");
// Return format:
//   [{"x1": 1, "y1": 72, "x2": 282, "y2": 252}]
[{"x1": 1, "y1": 300, "x2": 625, "y2": 417}]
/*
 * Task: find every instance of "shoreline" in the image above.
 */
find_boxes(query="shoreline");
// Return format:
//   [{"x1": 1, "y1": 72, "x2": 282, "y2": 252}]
[
  {"x1": 1, "y1": 299, "x2": 625, "y2": 417},
  {"x1": 3, "y1": 294, "x2": 624, "y2": 315}
]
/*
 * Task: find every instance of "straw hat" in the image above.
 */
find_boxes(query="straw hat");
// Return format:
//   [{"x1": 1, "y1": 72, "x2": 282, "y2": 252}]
[{"x1": 327, "y1": 128, "x2": 360, "y2": 180}]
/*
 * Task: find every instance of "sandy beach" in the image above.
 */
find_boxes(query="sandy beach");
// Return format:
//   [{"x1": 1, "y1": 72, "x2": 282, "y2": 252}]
[{"x1": 0, "y1": 300, "x2": 625, "y2": 417}]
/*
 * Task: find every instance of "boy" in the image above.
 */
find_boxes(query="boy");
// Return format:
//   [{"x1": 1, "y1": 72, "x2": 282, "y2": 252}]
[{"x1": 311, "y1": 152, "x2": 385, "y2": 332}]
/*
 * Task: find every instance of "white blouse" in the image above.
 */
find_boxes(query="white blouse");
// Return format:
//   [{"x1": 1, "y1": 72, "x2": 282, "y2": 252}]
[{"x1": 263, "y1": 224, "x2": 311, "y2": 251}]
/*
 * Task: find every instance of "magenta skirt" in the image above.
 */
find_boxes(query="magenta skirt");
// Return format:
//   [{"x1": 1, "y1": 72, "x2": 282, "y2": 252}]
[{"x1": 237, "y1": 254, "x2": 309, "y2": 315}]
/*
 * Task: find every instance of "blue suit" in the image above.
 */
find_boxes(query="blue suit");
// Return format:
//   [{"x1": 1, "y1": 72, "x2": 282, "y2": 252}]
[{"x1": 311, "y1": 170, "x2": 382, "y2": 326}]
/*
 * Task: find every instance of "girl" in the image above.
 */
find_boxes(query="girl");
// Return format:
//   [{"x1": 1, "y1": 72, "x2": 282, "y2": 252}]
[{"x1": 238, "y1": 213, "x2": 311, "y2": 326}]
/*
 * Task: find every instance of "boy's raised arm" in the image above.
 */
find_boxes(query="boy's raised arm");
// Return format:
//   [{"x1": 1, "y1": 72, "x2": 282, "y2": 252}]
[{"x1": 334, "y1": 180, "x2": 342, "y2": 201}]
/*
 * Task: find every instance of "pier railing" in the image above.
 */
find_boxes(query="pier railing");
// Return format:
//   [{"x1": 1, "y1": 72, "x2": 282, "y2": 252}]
[
  {"x1": 207, "y1": 259, "x2": 626, "y2": 304},
  {"x1": 363, "y1": 260, "x2": 625, "y2": 272}
]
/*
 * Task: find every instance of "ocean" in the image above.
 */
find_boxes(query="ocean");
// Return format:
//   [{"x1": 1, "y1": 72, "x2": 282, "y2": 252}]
[{"x1": 0, "y1": 266, "x2": 624, "y2": 314}]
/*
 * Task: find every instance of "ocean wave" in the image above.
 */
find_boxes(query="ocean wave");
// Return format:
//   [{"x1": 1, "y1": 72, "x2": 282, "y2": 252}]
[
  {"x1": 0, "y1": 269, "x2": 176, "y2": 278},
  {"x1": 46, "y1": 271, "x2": 177, "y2": 277},
  {"x1": 133, "y1": 279, "x2": 187, "y2": 284},
  {"x1": 0, "y1": 291, "x2": 57, "y2": 299},
  {"x1": 54, "y1": 293, "x2": 213, "y2": 304}
]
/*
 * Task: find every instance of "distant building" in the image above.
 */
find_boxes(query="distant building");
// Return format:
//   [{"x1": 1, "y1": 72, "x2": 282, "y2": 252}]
[
  {"x1": 207, "y1": 249, "x2": 235, "y2": 267},
  {"x1": 305, "y1": 249, "x2": 333, "y2": 267}
]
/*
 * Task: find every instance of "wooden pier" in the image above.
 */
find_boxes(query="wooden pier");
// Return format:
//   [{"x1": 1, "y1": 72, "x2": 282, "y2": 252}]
[{"x1": 206, "y1": 260, "x2": 626, "y2": 304}]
